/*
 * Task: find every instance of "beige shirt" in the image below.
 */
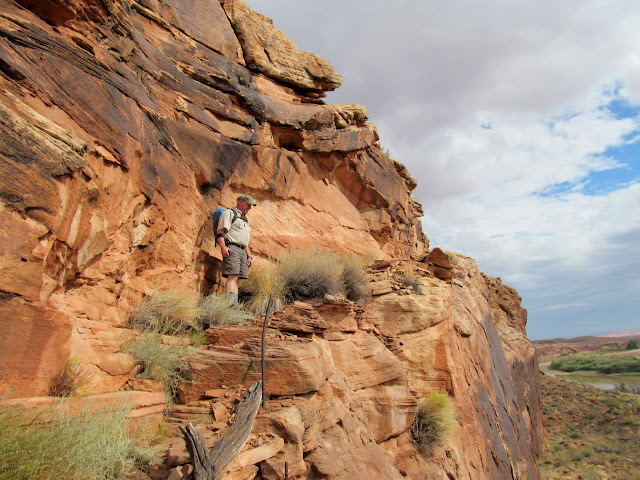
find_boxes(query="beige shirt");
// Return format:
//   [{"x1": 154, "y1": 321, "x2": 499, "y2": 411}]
[{"x1": 217, "y1": 207, "x2": 251, "y2": 247}]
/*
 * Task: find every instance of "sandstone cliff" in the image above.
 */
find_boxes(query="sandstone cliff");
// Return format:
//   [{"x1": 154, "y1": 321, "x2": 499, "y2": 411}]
[{"x1": 0, "y1": 1, "x2": 541, "y2": 478}]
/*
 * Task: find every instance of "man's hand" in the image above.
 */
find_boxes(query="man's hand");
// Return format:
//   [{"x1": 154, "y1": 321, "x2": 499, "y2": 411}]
[
  {"x1": 247, "y1": 255, "x2": 253, "y2": 268},
  {"x1": 221, "y1": 246, "x2": 230, "y2": 258}
]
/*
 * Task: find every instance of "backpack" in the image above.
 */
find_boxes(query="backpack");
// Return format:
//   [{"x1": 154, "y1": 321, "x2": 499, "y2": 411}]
[{"x1": 212, "y1": 208, "x2": 239, "y2": 235}]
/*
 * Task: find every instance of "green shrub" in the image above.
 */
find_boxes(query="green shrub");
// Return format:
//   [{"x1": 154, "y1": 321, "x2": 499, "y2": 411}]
[
  {"x1": 48, "y1": 357, "x2": 90, "y2": 397},
  {"x1": 123, "y1": 332, "x2": 197, "y2": 399},
  {"x1": 277, "y1": 250, "x2": 343, "y2": 303},
  {"x1": 128, "y1": 287, "x2": 199, "y2": 334},
  {"x1": 411, "y1": 391, "x2": 457, "y2": 453},
  {"x1": 197, "y1": 294, "x2": 252, "y2": 328},
  {"x1": 0, "y1": 399, "x2": 158, "y2": 480},
  {"x1": 626, "y1": 339, "x2": 639, "y2": 350}
]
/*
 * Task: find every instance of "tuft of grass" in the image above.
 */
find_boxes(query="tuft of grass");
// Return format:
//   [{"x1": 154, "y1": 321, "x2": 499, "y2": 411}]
[
  {"x1": 197, "y1": 293, "x2": 253, "y2": 328},
  {"x1": 400, "y1": 268, "x2": 422, "y2": 294},
  {"x1": 0, "y1": 398, "x2": 159, "y2": 480},
  {"x1": 411, "y1": 391, "x2": 456, "y2": 453},
  {"x1": 128, "y1": 287, "x2": 199, "y2": 335},
  {"x1": 241, "y1": 261, "x2": 284, "y2": 316},
  {"x1": 339, "y1": 254, "x2": 371, "y2": 303},
  {"x1": 123, "y1": 332, "x2": 197, "y2": 400},
  {"x1": 189, "y1": 328, "x2": 207, "y2": 346},
  {"x1": 48, "y1": 357, "x2": 91, "y2": 397}
]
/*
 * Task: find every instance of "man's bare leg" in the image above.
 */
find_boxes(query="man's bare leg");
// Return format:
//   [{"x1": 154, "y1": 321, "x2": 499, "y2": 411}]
[{"x1": 226, "y1": 274, "x2": 239, "y2": 305}]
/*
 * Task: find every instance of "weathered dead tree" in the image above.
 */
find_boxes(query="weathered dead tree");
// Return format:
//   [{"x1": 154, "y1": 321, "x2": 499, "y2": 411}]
[
  {"x1": 261, "y1": 293, "x2": 274, "y2": 408},
  {"x1": 180, "y1": 381, "x2": 262, "y2": 480}
]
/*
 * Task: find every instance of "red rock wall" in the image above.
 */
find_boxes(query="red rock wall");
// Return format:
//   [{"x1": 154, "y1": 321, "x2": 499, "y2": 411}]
[
  {"x1": 367, "y1": 257, "x2": 542, "y2": 479},
  {"x1": 0, "y1": 1, "x2": 541, "y2": 478},
  {"x1": 0, "y1": 0, "x2": 424, "y2": 395}
]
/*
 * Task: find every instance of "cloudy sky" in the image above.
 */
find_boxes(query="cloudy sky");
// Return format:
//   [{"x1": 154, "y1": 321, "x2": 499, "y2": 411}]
[{"x1": 248, "y1": 0, "x2": 640, "y2": 340}]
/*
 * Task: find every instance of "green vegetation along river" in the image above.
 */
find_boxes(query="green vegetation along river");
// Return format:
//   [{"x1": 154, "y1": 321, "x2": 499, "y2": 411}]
[{"x1": 540, "y1": 361, "x2": 640, "y2": 390}]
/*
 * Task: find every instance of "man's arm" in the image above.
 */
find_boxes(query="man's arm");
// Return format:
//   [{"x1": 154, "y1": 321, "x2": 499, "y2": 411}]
[
  {"x1": 244, "y1": 246, "x2": 252, "y2": 268},
  {"x1": 217, "y1": 228, "x2": 230, "y2": 258}
]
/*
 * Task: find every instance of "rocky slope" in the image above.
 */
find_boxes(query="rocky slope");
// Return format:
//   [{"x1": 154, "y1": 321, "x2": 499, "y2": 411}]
[{"x1": 0, "y1": 1, "x2": 541, "y2": 478}]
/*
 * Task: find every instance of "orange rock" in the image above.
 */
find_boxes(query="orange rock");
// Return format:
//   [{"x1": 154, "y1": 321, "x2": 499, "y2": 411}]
[
  {"x1": 0, "y1": 1, "x2": 541, "y2": 477},
  {"x1": 182, "y1": 339, "x2": 329, "y2": 402},
  {"x1": 327, "y1": 332, "x2": 405, "y2": 391}
]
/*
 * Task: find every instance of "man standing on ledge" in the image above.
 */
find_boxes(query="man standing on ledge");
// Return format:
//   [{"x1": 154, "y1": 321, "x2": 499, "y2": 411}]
[{"x1": 216, "y1": 194, "x2": 256, "y2": 305}]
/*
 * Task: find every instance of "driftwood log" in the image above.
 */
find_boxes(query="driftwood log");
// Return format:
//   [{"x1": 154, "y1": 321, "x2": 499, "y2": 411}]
[{"x1": 180, "y1": 381, "x2": 262, "y2": 480}]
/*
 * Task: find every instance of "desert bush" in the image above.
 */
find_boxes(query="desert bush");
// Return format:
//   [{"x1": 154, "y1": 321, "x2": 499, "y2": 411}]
[
  {"x1": 626, "y1": 339, "x2": 639, "y2": 350},
  {"x1": 276, "y1": 250, "x2": 343, "y2": 303},
  {"x1": 411, "y1": 391, "x2": 457, "y2": 453},
  {"x1": 339, "y1": 254, "x2": 371, "y2": 303},
  {"x1": 123, "y1": 332, "x2": 197, "y2": 399},
  {"x1": 0, "y1": 399, "x2": 158, "y2": 480},
  {"x1": 240, "y1": 261, "x2": 285, "y2": 316},
  {"x1": 128, "y1": 287, "x2": 199, "y2": 334},
  {"x1": 48, "y1": 357, "x2": 90, "y2": 397},
  {"x1": 197, "y1": 293, "x2": 252, "y2": 329}
]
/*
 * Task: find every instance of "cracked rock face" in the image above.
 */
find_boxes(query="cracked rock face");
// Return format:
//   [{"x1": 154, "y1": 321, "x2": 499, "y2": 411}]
[
  {"x1": 0, "y1": 0, "x2": 425, "y2": 395},
  {"x1": 0, "y1": 2, "x2": 541, "y2": 479}
]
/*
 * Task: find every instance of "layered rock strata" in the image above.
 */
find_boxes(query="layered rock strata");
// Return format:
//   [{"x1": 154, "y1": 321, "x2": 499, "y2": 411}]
[
  {"x1": 161, "y1": 258, "x2": 541, "y2": 479},
  {"x1": 0, "y1": 1, "x2": 542, "y2": 479},
  {"x1": 0, "y1": 0, "x2": 424, "y2": 396}
]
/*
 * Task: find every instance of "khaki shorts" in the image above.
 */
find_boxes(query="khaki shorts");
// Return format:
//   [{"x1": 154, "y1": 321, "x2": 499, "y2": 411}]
[{"x1": 222, "y1": 244, "x2": 248, "y2": 279}]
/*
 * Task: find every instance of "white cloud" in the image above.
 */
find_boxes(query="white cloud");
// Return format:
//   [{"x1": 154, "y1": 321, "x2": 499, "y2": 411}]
[{"x1": 248, "y1": 0, "x2": 640, "y2": 339}]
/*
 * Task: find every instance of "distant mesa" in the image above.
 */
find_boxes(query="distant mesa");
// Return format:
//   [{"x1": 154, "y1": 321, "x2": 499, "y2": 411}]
[{"x1": 598, "y1": 327, "x2": 640, "y2": 338}]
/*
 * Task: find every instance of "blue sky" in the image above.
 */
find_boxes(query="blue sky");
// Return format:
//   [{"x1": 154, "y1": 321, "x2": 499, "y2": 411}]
[{"x1": 248, "y1": 0, "x2": 640, "y2": 340}]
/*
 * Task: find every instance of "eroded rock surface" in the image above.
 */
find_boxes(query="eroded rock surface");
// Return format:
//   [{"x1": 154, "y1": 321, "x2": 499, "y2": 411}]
[
  {"x1": 0, "y1": 1, "x2": 541, "y2": 479},
  {"x1": 0, "y1": 0, "x2": 425, "y2": 396},
  {"x1": 170, "y1": 261, "x2": 541, "y2": 479}
]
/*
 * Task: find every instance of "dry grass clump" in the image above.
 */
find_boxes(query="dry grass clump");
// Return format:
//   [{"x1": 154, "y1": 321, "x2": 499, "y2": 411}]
[
  {"x1": 123, "y1": 332, "x2": 197, "y2": 400},
  {"x1": 400, "y1": 268, "x2": 422, "y2": 294},
  {"x1": 48, "y1": 357, "x2": 91, "y2": 397},
  {"x1": 126, "y1": 290, "x2": 252, "y2": 398},
  {"x1": 339, "y1": 254, "x2": 371, "y2": 304},
  {"x1": 277, "y1": 250, "x2": 343, "y2": 303},
  {"x1": 411, "y1": 391, "x2": 456, "y2": 453},
  {"x1": 128, "y1": 287, "x2": 198, "y2": 334},
  {"x1": 241, "y1": 261, "x2": 285, "y2": 316},
  {"x1": 246, "y1": 250, "x2": 371, "y2": 306},
  {"x1": 197, "y1": 293, "x2": 253, "y2": 328},
  {"x1": 0, "y1": 399, "x2": 158, "y2": 480}
]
